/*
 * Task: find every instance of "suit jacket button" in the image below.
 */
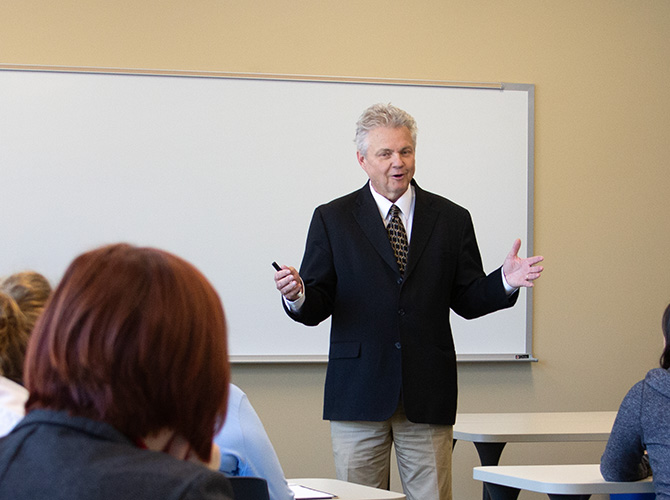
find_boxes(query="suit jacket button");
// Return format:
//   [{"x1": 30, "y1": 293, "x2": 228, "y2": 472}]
[
  {"x1": 398, "y1": 309, "x2": 405, "y2": 316},
  {"x1": 395, "y1": 342, "x2": 401, "y2": 349},
  {"x1": 397, "y1": 277, "x2": 403, "y2": 285}
]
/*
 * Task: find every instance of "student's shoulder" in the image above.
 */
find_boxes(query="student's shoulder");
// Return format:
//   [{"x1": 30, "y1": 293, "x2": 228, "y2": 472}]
[{"x1": 105, "y1": 447, "x2": 234, "y2": 500}]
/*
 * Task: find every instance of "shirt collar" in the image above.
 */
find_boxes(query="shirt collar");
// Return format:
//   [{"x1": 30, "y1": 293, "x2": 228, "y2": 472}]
[{"x1": 368, "y1": 182, "x2": 414, "y2": 220}]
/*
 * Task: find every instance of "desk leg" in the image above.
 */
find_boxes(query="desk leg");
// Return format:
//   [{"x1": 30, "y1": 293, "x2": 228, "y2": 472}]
[
  {"x1": 474, "y1": 442, "x2": 507, "y2": 500},
  {"x1": 484, "y1": 482, "x2": 520, "y2": 500},
  {"x1": 474, "y1": 442, "x2": 507, "y2": 466},
  {"x1": 485, "y1": 487, "x2": 591, "y2": 500}
]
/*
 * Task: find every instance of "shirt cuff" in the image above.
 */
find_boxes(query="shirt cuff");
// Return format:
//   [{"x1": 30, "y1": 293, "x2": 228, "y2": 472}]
[
  {"x1": 501, "y1": 269, "x2": 518, "y2": 296},
  {"x1": 283, "y1": 279, "x2": 306, "y2": 312}
]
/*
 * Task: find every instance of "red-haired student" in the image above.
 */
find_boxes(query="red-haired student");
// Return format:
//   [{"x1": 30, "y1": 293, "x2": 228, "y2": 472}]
[{"x1": 0, "y1": 244, "x2": 233, "y2": 500}]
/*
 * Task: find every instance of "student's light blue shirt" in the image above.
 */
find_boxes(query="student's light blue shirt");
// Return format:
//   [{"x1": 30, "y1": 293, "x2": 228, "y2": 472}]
[{"x1": 214, "y1": 384, "x2": 295, "y2": 500}]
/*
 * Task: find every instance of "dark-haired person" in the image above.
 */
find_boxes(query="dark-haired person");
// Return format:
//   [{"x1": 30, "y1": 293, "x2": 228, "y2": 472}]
[
  {"x1": 601, "y1": 303, "x2": 670, "y2": 497},
  {"x1": 0, "y1": 244, "x2": 233, "y2": 500}
]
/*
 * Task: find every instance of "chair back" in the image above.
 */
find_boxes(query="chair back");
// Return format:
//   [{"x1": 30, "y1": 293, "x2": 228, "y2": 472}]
[{"x1": 227, "y1": 476, "x2": 270, "y2": 500}]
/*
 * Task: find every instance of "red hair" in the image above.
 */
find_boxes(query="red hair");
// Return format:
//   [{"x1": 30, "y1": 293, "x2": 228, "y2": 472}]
[{"x1": 25, "y1": 244, "x2": 229, "y2": 461}]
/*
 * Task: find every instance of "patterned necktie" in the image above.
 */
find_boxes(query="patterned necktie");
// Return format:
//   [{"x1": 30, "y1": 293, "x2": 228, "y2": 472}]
[{"x1": 387, "y1": 204, "x2": 408, "y2": 275}]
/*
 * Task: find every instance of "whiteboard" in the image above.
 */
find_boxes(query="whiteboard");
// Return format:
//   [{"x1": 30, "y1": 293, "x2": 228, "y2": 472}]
[{"x1": 0, "y1": 68, "x2": 534, "y2": 362}]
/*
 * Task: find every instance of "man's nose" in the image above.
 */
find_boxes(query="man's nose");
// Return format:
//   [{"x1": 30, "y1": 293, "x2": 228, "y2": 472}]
[{"x1": 390, "y1": 152, "x2": 404, "y2": 165}]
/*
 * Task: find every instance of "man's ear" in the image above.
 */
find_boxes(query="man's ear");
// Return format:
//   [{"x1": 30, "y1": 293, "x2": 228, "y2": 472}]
[{"x1": 356, "y1": 151, "x2": 366, "y2": 168}]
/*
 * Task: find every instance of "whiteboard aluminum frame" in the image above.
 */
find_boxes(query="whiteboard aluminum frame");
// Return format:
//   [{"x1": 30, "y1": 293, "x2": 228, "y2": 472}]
[{"x1": 0, "y1": 65, "x2": 535, "y2": 363}]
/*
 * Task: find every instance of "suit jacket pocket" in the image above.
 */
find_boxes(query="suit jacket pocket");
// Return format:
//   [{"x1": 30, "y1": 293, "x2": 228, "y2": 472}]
[{"x1": 329, "y1": 341, "x2": 361, "y2": 359}]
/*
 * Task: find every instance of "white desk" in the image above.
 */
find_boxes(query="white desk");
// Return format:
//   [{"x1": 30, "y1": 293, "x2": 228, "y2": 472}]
[
  {"x1": 454, "y1": 411, "x2": 617, "y2": 464},
  {"x1": 454, "y1": 412, "x2": 617, "y2": 500},
  {"x1": 473, "y1": 464, "x2": 654, "y2": 500},
  {"x1": 289, "y1": 478, "x2": 406, "y2": 500}
]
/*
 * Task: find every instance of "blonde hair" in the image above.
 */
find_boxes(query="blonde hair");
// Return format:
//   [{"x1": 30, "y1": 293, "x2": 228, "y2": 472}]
[
  {"x1": 0, "y1": 272, "x2": 52, "y2": 336},
  {"x1": 0, "y1": 272, "x2": 51, "y2": 383},
  {"x1": 0, "y1": 292, "x2": 28, "y2": 381}
]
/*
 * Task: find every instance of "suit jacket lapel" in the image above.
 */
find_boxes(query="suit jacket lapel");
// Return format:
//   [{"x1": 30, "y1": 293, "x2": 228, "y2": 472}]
[
  {"x1": 353, "y1": 180, "x2": 439, "y2": 278},
  {"x1": 353, "y1": 183, "x2": 399, "y2": 273},
  {"x1": 405, "y1": 181, "x2": 438, "y2": 278}
]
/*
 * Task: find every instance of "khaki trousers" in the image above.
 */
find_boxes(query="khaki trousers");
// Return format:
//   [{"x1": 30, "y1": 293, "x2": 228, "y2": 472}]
[{"x1": 331, "y1": 403, "x2": 453, "y2": 500}]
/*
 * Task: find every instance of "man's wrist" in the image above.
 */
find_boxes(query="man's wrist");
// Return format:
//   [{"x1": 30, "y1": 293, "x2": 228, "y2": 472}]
[
  {"x1": 284, "y1": 279, "x2": 305, "y2": 311},
  {"x1": 501, "y1": 269, "x2": 518, "y2": 295}
]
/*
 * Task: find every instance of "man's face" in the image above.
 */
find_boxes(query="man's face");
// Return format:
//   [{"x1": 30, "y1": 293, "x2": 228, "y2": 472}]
[{"x1": 357, "y1": 126, "x2": 415, "y2": 203}]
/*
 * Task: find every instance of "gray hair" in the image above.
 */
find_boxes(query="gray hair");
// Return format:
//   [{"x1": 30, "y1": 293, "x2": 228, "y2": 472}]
[{"x1": 354, "y1": 103, "x2": 418, "y2": 156}]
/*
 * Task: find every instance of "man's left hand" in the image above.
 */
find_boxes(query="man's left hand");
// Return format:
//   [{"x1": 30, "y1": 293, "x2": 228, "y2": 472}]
[{"x1": 503, "y1": 238, "x2": 544, "y2": 288}]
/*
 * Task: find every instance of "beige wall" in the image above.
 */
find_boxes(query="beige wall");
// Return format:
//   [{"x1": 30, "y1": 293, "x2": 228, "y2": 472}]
[{"x1": 3, "y1": 1, "x2": 670, "y2": 498}]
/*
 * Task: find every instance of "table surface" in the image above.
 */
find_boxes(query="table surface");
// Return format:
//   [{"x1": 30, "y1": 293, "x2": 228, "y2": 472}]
[
  {"x1": 289, "y1": 478, "x2": 406, "y2": 500},
  {"x1": 454, "y1": 411, "x2": 617, "y2": 443},
  {"x1": 473, "y1": 464, "x2": 654, "y2": 495}
]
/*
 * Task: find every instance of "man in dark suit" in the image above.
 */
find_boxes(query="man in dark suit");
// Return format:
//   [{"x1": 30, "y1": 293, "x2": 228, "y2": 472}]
[{"x1": 274, "y1": 103, "x2": 544, "y2": 500}]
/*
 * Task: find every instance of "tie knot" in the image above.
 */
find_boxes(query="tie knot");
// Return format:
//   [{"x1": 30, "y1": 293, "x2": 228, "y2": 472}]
[{"x1": 389, "y1": 204, "x2": 401, "y2": 219}]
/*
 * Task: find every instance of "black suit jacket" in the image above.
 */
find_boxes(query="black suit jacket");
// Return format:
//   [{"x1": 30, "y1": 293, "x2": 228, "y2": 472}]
[{"x1": 286, "y1": 180, "x2": 517, "y2": 425}]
